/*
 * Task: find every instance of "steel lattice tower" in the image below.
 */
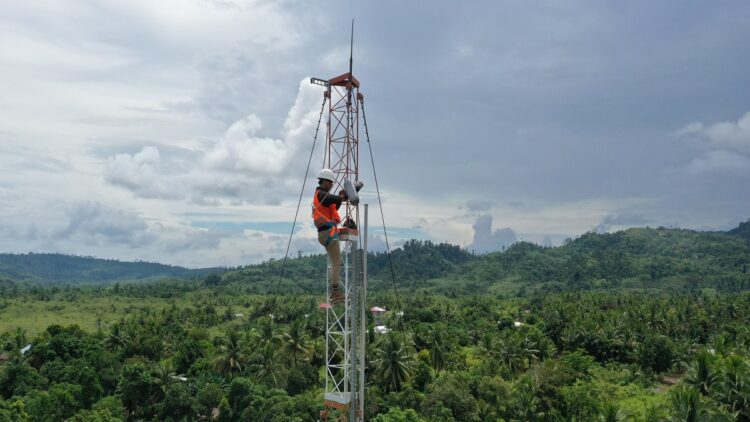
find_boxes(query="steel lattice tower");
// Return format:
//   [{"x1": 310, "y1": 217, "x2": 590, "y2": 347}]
[{"x1": 313, "y1": 51, "x2": 368, "y2": 422}]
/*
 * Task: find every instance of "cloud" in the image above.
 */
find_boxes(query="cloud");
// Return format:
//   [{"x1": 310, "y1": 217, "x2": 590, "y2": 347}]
[
  {"x1": 0, "y1": 144, "x2": 72, "y2": 174},
  {"x1": 594, "y1": 212, "x2": 650, "y2": 233},
  {"x1": 684, "y1": 149, "x2": 750, "y2": 175},
  {"x1": 205, "y1": 114, "x2": 289, "y2": 172},
  {"x1": 677, "y1": 111, "x2": 750, "y2": 155},
  {"x1": 674, "y1": 112, "x2": 750, "y2": 175},
  {"x1": 55, "y1": 201, "x2": 157, "y2": 247},
  {"x1": 2, "y1": 1, "x2": 750, "y2": 267},
  {"x1": 102, "y1": 79, "x2": 325, "y2": 204},
  {"x1": 20, "y1": 201, "x2": 229, "y2": 265},
  {"x1": 104, "y1": 146, "x2": 182, "y2": 199},
  {"x1": 467, "y1": 215, "x2": 517, "y2": 253},
  {"x1": 466, "y1": 199, "x2": 495, "y2": 212},
  {"x1": 157, "y1": 222, "x2": 224, "y2": 253}
]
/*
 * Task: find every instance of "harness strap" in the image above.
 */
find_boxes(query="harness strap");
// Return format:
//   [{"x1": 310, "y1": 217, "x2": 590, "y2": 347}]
[{"x1": 321, "y1": 226, "x2": 338, "y2": 246}]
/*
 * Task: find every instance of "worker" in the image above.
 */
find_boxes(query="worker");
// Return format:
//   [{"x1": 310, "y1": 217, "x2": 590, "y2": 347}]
[{"x1": 312, "y1": 168, "x2": 346, "y2": 304}]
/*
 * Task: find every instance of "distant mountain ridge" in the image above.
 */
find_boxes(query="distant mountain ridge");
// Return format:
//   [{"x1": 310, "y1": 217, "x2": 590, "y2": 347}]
[
  {"x1": 727, "y1": 220, "x2": 750, "y2": 241},
  {"x1": 0, "y1": 252, "x2": 222, "y2": 284},
  {"x1": 221, "y1": 219, "x2": 750, "y2": 295},
  {"x1": 1, "y1": 219, "x2": 748, "y2": 289}
]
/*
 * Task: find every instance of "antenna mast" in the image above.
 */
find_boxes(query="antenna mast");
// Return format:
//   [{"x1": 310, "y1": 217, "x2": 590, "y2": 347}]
[{"x1": 314, "y1": 20, "x2": 368, "y2": 422}]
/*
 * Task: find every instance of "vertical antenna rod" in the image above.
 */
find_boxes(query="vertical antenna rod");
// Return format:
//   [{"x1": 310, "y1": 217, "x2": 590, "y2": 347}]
[
  {"x1": 349, "y1": 19, "x2": 354, "y2": 78},
  {"x1": 347, "y1": 19, "x2": 355, "y2": 109}
]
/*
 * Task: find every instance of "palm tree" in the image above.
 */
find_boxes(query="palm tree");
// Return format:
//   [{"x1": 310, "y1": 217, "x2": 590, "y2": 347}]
[
  {"x1": 685, "y1": 350, "x2": 718, "y2": 396},
  {"x1": 372, "y1": 333, "x2": 415, "y2": 393},
  {"x1": 249, "y1": 344, "x2": 284, "y2": 388},
  {"x1": 282, "y1": 320, "x2": 312, "y2": 365},
  {"x1": 104, "y1": 323, "x2": 127, "y2": 351},
  {"x1": 714, "y1": 354, "x2": 750, "y2": 420},
  {"x1": 668, "y1": 386, "x2": 707, "y2": 422},
  {"x1": 428, "y1": 327, "x2": 448, "y2": 372},
  {"x1": 476, "y1": 400, "x2": 497, "y2": 421},
  {"x1": 510, "y1": 376, "x2": 544, "y2": 422},
  {"x1": 12, "y1": 327, "x2": 26, "y2": 350},
  {"x1": 520, "y1": 336, "x2": 540, "y2": 368},
  {"x1": 152, "y1": 361, "x2": 176, "y2": 400},
  {"x1": 252, "y1": 317, "x2": 281, "y2": 349},
  {"x1": 495, "y1": 336, "x2": 524, "y2": 374},
  {"x1": 213, "y1": 330, "x2": 246, "y2": 378}
]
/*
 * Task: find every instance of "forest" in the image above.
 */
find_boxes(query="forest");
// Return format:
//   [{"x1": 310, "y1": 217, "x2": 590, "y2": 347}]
[{"x1": 0, "y1": 221, "x2": 749, "y2": 421}]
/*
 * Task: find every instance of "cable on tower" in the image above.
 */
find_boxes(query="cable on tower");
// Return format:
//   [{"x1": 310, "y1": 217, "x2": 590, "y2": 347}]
[
  {"x1": 360, "y1": 97, "x2": 405, "y2": 333},
  {"x1": 275, "y1": 96, "x2": 328, "y2": 294}
]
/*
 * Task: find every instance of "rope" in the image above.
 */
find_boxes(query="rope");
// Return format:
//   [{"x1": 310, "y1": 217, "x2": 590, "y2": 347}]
[
  {"x1": 360, "y1": 97, "x2": 404, "y2": 332},
  {"x1": 275, "y1": 96, "x2": 327, "y2": 294}
]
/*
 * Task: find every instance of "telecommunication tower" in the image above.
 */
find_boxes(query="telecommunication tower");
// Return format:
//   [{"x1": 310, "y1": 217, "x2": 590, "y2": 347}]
[{"x1": 312, "y1": 22, "x2": 368, "y2": 422}]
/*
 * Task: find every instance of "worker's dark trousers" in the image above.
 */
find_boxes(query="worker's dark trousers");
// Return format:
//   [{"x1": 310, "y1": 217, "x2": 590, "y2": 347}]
[{"x1": 318, "y1": 233, "x2": 341, "y2": 287}]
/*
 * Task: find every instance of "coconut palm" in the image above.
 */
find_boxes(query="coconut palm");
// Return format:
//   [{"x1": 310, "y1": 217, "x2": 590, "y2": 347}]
[
  {"x1": 509, "y1": 376, "x2": 544, "y2": 422},
  {"x1": 669, "y1": 386, "x2": 707, "y2": 422},
  {"x1": 427, "y1": 327, "x2": 448, "y2": 372},
  {"x1": 685, "y1": 350, "x2": 719, "y2": 396},
  {"x1": 12, "y1": 327, "x2": 26, "y2": 350},
  {"x1": 249, "y1": 343, "x2": 284, "y2": 388},
  {"x1": 252, "y1": 317, "x2": 281, "y2": 349},
  {"x1": 714, "y1": 354, "x2": 750, "y2": 419},
  {"x1": 495, "y1": 336, "x2": 524, "y2": 374},
  {"x1": 520, "y1": 336, "x2": 540, "y2": 368},
  {"x1": 213, "y1": 330, "x2": 246, "y2": 378},
  {"x1": 151, "y1": 361, "x2": 176, "y2": 400},
  {"x1": 668, "y1": 384, "x2": 737, "y2": 421},
  {"x1": 372, "y1": 333, "x2": 415, "y2": 393},
  {"x1": 282, "y1": 320, "x2": 312, "y2": 365},
  {"x1": 104, "y1": 323, "x2": 127, "y2": 351}
]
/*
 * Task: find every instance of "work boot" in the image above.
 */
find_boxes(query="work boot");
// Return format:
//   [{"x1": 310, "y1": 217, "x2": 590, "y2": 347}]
[{"x1": 329, "y1": 286, "x2": 345, "y2": 305}]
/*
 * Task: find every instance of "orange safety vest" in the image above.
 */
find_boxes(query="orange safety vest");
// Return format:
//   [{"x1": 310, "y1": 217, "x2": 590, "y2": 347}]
[{"x1": 312, "y1": 188, "x2": 341, "y2": 233}]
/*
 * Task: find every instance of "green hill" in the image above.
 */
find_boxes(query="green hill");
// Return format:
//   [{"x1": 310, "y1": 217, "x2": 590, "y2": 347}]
[
  {"x1": 0, "y1": 253, "x2": 222, "y2": 284},
  {"x1": 2, "y1": 220, "x2": 748, "y2": 292},
  {"x1": 223, "y1": 220, "x2": 750, "y2": 295},
  {"x1": 728, "y1": 219, "x2": 750, "y2": 241}
]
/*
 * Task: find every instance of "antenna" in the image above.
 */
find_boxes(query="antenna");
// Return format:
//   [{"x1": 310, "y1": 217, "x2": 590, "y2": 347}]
[
  {"x1": 346, "y1": 19, "x2": 355, "y2": 109},
  {"x1": 349, "y1": 19, "x2": 354, "y2": 79}
]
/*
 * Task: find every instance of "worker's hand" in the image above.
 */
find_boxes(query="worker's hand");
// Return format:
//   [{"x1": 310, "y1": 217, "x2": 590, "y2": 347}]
[{"x1": 338, "y1": 189, "x2": 347, "y2": 199}]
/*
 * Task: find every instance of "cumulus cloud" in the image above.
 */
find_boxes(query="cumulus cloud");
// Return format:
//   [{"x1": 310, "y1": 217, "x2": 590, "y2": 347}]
[
  {"x1": 677, "y1": 112, "x2": 750, "y2": 155},
  {"x1": 676, "y1": 112, "x2": 750, "y2": 175},
  {"x1": 49, "y1": 201, "x2": 224, "y2": 251},
  {"x1": 205, "y1": 114, "x2": 288, "y2": 172},
  {"x1": 102, "y1": 79, "x2": 324, "y2": 205},
  {"x1": 467, "y1": 215, "x2": 517, "y2": 254},
  {"x1": 55, "y1": 201, "x2": 157, "y2": 247},
  {"x1": 104, "y1": 146, "x2": 181, "y2": 199},
  {"x1": 158, "y1": 223, "x2": 224, "y2": 253}
]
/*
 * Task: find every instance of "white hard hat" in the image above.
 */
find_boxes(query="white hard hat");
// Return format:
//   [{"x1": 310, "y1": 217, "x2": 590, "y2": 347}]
[{"x1": 318, "y1": 168, "x2": 335, "y2": 181}]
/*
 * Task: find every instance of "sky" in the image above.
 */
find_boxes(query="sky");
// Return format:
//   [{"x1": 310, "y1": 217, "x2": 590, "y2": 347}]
[{"x1": 1, "y1": 0, "x2": 749, "y2": 267}]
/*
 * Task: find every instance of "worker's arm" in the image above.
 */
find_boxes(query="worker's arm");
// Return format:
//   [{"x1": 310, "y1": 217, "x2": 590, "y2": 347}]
[{"x1": 317, "y1": 189, "x2": 342, "y2": 209}]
